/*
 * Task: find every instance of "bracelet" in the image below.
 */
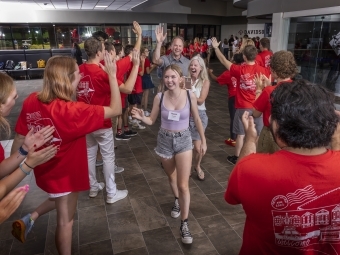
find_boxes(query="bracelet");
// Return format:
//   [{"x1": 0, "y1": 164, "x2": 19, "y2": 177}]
[
  {"x1": 19, "y1": 162, "x2": 31, "y2": 176},
  {"x1": 24, "y1": 161, "x2": 34, "y2": 169},
  {"x1": 18, "y1": 146, "x2": 28, "y2": 156}
]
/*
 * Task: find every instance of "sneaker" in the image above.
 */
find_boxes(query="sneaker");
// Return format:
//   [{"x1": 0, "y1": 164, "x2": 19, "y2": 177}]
[
  {"x1": 96, "y1": 160, "x2": 103, "y2": 167},
  {"x1": 124, "y1": 130, "x2": 138, "y2": 137},
  {"x1": 106, "y1": 190, "x2": 128, "y2": 204},
  {"x1": 129, "y1": 118, "x2": 141, "y2": 124},
  {"x1": 89, "y1": 182, "x2": 105, "y2": 198},
  {"x1": 144, "y1": 110, "x2": 150, "y2": 117},
  {"x1": 171, "y1": 198, "x2": 181, "y2": 218},
  {"x1": 224, "y1": 138, "x2": 236, "y2": 147},
  {"x1": 132, "y1": 123, "x2": 146, "y2": 130},
  {"x1": 115, "y1": 165, "x2": 124, "y2": 173},
  {"x1": 115, "y1": 133, "x2": 131, "y2": 141},
  {"x1": 227, "y1": 155, "x2": 238, "y2": 165},
  {"x1": 12, "y1": 214, "x2": 34, "y2": 243},
  {"x1": 180, "y1": 220, "x2": 193, "y2": 244}
]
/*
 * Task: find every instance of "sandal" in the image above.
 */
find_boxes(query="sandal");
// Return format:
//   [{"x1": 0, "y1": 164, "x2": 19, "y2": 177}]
[{"x1": 195, "y1": 168, "x2": 205, "y2": 181}]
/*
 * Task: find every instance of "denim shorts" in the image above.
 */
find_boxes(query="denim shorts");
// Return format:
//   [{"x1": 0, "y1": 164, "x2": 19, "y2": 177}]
[
  {"x1": 189, "y1": 110, "x2": 208, "y2": 141},
  {"x1": 155, "y1": 128, "x2": 193, "y2": 159}
]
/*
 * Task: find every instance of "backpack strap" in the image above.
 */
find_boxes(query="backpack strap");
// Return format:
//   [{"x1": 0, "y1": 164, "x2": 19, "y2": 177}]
[
  {"x1": 159, "y1": 92, "x2": 164, "y2": 108},
  {"x1": 187, "y1": 90, "x2": 191, "y2": 113}
]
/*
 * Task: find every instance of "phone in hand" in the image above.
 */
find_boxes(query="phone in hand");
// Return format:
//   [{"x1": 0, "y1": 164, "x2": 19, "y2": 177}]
[{"x1": 184, "y1": 77, "x2": 192, "y2": 89}]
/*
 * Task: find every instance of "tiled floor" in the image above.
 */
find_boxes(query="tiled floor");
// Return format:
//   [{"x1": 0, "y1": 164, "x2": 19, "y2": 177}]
[{"x1": 0, "y1": 60, "x2": 245, "y2": 255}]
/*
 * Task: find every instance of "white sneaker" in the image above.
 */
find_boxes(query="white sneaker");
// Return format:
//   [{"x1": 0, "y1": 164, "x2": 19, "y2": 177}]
[
  {"x1": 106, "y1": 190, "x2": 128, "y2": 204},
  {"x1": 132, "y1": 122, "x2": 146, "y2": 130},
  {"x1": 89, "y1": 182, "x2": 105, "y2": 198},
  {"x1": 115, "y1": 165, "x2": 124, "y2": 173},
  {"x1": 144, "y1": 110, "x2": 150, "y2": 117}
]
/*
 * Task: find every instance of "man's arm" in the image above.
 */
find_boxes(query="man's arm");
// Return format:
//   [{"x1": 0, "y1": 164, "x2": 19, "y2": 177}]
[
  {"x1": 208, "y1": 69, "x2": 218, "y2": 81},
  {"x1": 211, "y1": 37, "x2": 232, "y2": 70},
  {"x1": 152, "y1": 26, "x2": 167, "y2": 66},
  {"x1": 118, "y1": 52, "x2": 140, "y2": 94}
]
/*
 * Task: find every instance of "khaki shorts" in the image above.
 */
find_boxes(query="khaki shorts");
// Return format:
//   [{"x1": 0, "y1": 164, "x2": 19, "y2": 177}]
[
  {"x1": 233, "y1": 109, "x2": 263, "y2": 136},
  {"x1": 257, "y1": 126, "x2": 280, "y2": 154}
]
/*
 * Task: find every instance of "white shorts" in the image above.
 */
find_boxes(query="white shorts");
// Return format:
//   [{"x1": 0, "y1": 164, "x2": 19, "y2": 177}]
[{"x1": 48, "y1": 192, "x2": 71, "y2": 198}]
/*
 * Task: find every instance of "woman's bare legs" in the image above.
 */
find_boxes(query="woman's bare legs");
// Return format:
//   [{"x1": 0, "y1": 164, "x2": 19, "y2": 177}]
[
  {"x1": 55, "y1": 192, "x2": 78, "y2": 255},
  {"x1": 142, "y1": 89, "x2": 150, "y2": 111},
  {"x1": 193, "y1": 140, "x2": 204, "y2": 180},
  {"x1": 30, "y1": 198, "x2": 56, "y2": 221},
  {"x1": 161, "y1": 157, "x2": 178, "y2": 198},
  {"x1": 161, "y1": 150, "x2": 192, "y2": 220},
  {"x1": 174, "y1": 150, "x2": 192, "y2": 220}
]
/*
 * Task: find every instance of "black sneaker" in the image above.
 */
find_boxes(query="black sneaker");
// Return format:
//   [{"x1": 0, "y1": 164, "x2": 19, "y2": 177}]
[
  {"x1": 180, "y1": 220, "x2": 193, "y2": 244},
  {"x1": 115, "y1": 133, "x2": 131, "y2": 141},
  {"x1": 171, "y1": 198, "x2": 180, "y2": 218},
  {"x1": 227, "y1": 155, "x2": 238, "y2": 165},
  {"x1": 124, "y1": 130, "x2": 138, "y2": 137}
]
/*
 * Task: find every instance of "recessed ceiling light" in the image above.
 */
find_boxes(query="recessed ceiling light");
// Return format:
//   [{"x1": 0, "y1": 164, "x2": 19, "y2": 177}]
[{"x1": 95, "y1": 5, "x2": 108, "y2": 8}]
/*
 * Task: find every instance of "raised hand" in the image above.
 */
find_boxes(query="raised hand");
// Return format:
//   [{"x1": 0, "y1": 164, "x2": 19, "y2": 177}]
[
  {"x1": 132, "y1": 21, "x2": 142, "y2": 36},
  {"x1": 131, "y1": 107, "x2": 144, "y2": 120},
  {"x1": 241, "y1": 111, "x2": 257, "y2": 143},
  {"x1": 25, "y1": 144, "x2": 58, "y2": 169},
  {"x1": 0, "y1": 186, "x2": 29, "y2": 224},
  {"x1": 211, "y1": 37, "x2": 220, "y2": 49},
  {"x1": 155, "y1": 25, "x2": 167, "y2": 44},
  {"x1": 23, "y1": 125, "x2": 55, "y2": 150}
]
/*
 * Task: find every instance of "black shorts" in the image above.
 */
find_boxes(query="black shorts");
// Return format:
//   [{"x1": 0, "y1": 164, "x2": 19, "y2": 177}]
[{"x1": 127, "y1": 93, "x2": 143, "y2": 105}]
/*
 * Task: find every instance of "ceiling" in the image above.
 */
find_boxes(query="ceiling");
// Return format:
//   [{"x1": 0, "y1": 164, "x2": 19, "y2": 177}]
[{"x1": 0, "y1": 0, "x2": 153, "y2": 11}]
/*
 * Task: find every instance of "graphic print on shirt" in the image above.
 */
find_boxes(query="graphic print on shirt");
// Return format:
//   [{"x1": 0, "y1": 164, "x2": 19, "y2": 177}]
[
  {"x1": 240, "y1": 73, "x2": 256, "y2": 91},
  {"x1": 231, "y1": 77, "x2": 237, "y2": 88},
  {"x1": 265, "y1": 55, "x2": 271, "y2": 68},
  {"x1": 76, "y1": 74, "x2": 95, "y2": 104},
  {"x1": 26, "y1": 111, "x2": 62, "y2": 148},
  {"x1": 271, "y1": 185, "x2": 340, "y2": 253}
]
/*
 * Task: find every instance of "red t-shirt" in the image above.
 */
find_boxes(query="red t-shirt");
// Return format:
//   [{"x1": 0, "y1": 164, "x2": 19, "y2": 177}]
[
  {"x1": 0, "y1": 144, "x2": 4, "y2": 162},
  {"x1": 77, "y1": 63, "x2": 112, "y2": 128},
  {"x1": 189, "y1": 44, "x2": 195, "y2": 54},
  {"x1": 255, "y1": 54, "x2": 264, "y2": 67},
  {"x1": 225, "y1": 149, "x2": 340, "y2": 255},
  {"x1": 230, "y1": 63, "x2": 270, "y2": 108},
  {"x1": 258, "y1": 50, "x2": 273, "y2": 69},
  {"x1": 253, "y1": 80, "x2": 292, "y2": 127},
  {"x1": 216, "y1": 70, "x2": 237, "y2": 98},
  {"x1": 127, "y1": 62, "x2": 143, "y2": 94},
  {"x1": 200, "y1": 44, "x2": 208, "y2": 53},
  {"x1": 117, "y1": 57, "x2": 131, "y2": 108},
  {"x1": 144, "y1": 58, "x2": 151, "y2": 73},
  {"x1": 182, "y1": 47, "x2": 189, "y2": 57},
  {"x1": 194, "y1": 42, "x2": 200, "y2": 53},
  {"x1": 15, "y1": 93, "x2": 104, "y2": 193}
]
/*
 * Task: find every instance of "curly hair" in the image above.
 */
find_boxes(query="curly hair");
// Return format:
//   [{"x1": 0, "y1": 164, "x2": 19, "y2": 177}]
[
  {"x1": 270, "y1": 79, "x2": 338, "y2": 149},
  {"x1": 270, "y1": 51, "x2": 297, "y2": 79}
]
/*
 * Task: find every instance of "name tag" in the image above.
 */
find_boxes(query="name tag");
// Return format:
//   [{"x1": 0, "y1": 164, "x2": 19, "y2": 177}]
[{"x1": 168, "y1": 111, "x2": 180, "y2": 121}]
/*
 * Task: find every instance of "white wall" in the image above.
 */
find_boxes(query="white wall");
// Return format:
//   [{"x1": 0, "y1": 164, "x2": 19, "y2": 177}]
[{"x1": 221, "y1": 24, "x2": 247, "y2": 42}]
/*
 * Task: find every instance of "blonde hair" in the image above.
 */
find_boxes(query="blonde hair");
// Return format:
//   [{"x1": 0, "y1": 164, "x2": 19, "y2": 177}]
[
  {"x1": 188, "y1": 56, "x2": 209, "y2": 90},
  {"x1": 38, "y1": 56, "x2": 77, "y2": 103},
  {"x1": 240, "y1": 39, "x2": 255, "y2": 52},
  {"x1": 0, "y1": 73, "x2": 14, "y2": 137}
]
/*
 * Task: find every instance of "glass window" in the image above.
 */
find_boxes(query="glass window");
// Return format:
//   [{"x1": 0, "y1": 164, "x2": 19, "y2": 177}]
[
  {"x1": 141, "y1": 25, "x2": 153, "y2": 48},
  {"x1": 29, "y1": 27, "x2": 43, "y2": 49},
  {"x1": 0, "y1": 40, "x2": 13, "y2": 50},
  {"x1": 41, "y1": 26, "x2": 53, "y2": 49},
  {"x1": 12, "y1": 26, "x2": 30, "y2": 49},
  {"x1": 288, "y1": 15, "x2": 340, "y2": 98},
  {"x1": 105, "y1": 26, "x2": 120, "y2": 43},
  {"x1": 0, "y1": 26, "x2": 13, "y2": 50},
  {"x1": 209, "y1": 27, "x2": 214, "y2": 37}
]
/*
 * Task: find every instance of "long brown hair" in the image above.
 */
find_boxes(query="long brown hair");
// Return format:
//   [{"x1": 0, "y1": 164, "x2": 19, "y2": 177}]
[
  {"x1": 38, "y1": 56, "x2": 77, "y2": 103},
  {"x1": 0, "y1": 73, "x2": 14, "y2": 137}
]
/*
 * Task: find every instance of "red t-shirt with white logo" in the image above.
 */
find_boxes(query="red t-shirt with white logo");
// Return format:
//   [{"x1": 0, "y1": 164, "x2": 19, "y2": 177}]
[
  {"x1": 253, "y1": 80, "x2": 292, "y2": 127},
  {"x1": 258, "y1": 50, "x2": 273, "y2": 69},
  {"x1": 216, "y1": 70, "x2": 237, "y2": 98},
  {"x1": 225, "y1": 149, "x2": 340, "y2": 255},
  {"x1": 256, "y1": 54, "x2": 264, "y2": 67},
  {"x1": 15, "y1": 93, "x2": 104, "y2": 193},
  {"x1": 230, "y1": 63, "x2": 270, "y2": 109},
  {"x1": 77, "y1": 63, "x2": 112, "y2": 128}
]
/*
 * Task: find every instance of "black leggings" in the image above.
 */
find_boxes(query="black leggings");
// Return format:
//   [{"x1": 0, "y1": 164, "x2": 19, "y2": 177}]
[{"x1": 228, "y1": 96, "x2": 236, "y2": 140}]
